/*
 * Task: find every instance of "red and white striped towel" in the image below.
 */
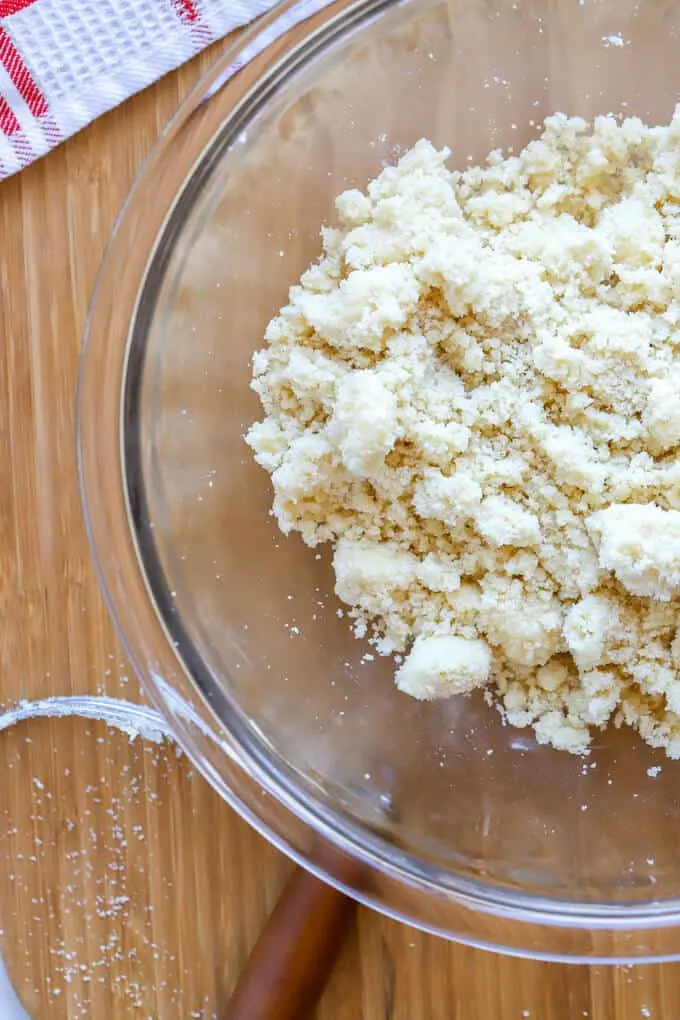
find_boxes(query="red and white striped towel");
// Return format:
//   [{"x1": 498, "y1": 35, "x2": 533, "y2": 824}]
[{"x1": 0, "y1": 0, "x2": 331, "y2": 181}]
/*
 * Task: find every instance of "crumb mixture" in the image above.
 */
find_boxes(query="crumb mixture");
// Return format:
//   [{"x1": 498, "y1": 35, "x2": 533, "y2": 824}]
[{"x1": 247, "y1": 110, "x2": 680, "y2": 756}]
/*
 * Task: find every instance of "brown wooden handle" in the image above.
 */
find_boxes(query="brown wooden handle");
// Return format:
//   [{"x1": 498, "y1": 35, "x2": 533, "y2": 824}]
[{"x1": 223, "y1": 863, "x2": 357, "y2": 1020}]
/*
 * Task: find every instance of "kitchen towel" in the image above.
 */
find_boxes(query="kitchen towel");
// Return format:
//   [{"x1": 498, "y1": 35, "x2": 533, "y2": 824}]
[{"x1": 0, "y1": 0, "x2": 331, "y2": 180}]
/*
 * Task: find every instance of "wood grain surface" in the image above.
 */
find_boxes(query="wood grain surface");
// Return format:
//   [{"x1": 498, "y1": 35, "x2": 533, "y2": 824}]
[{"x1": 0, "y1": 30, "x2": 677, "y2": 1020}]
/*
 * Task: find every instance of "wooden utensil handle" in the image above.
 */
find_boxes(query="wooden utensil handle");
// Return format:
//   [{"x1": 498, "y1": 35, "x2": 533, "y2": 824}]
[{"x1": 223, "y1": 864, "x2": 357, "y2": 1020}]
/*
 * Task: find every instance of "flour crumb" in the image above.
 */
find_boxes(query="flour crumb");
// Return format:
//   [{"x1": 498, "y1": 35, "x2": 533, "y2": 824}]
[
  {"x1": 248, "y1": 109, "x2": 680, "y2": 756},
  {"x1": 602, "y1": 33, "x2": 626, "y2": 47}
]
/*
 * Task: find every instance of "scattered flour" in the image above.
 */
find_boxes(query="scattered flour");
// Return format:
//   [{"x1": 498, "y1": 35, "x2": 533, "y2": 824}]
[
  {"x1": 0, "y1": 728, "x2": 216, "y2": 1018},
  {"x1": 248, "y1": 109, "x2": 680, "y2": 757}
]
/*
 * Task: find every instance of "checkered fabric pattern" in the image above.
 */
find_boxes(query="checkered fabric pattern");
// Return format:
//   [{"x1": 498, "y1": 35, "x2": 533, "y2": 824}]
[{"x1": 0, "y1": 0, "x2": 331, "y2": 180}]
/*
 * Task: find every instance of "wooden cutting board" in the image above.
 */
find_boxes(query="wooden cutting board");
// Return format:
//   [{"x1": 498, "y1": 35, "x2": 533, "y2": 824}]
[{"x1": 0, "y1": 31, "x2": 676, "y2": 1020}]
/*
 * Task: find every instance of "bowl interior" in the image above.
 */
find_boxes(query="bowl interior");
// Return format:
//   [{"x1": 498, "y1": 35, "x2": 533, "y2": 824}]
[{"x1": 127, "y1": 0, "x2": 680, "y2": 906}]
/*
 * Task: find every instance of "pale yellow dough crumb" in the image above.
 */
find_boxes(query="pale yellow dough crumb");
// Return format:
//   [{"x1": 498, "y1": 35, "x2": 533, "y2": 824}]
[{"x1": 247, "y1": 109, "x2": 680, "y2": 757}]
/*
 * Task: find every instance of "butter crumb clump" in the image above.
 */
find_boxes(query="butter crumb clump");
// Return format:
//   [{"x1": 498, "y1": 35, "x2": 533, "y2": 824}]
[{"x1": 247, "y1": 110, "x2": 680, "y2": 757}]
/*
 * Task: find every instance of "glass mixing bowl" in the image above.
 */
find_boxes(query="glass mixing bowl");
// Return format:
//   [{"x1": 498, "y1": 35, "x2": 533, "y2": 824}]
[{"x1": 78, "y1": 0, "x2": 680, "y2": 962}]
